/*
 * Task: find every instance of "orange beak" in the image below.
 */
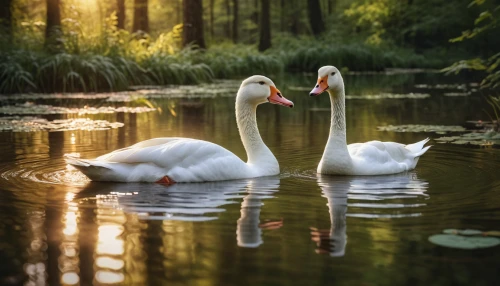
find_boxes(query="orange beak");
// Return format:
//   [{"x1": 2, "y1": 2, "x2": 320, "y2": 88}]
[
  {"x1": 310, "y1": 76, "x2": 329, "y2": 96},
  {"x1": 268, "y1": 86, "x2": 294, "y2": 108}
]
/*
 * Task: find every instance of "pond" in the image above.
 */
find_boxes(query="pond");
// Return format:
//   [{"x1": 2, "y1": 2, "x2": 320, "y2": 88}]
[{"x1": 0, "y1": 71, "x2": 499, "y2": 285}]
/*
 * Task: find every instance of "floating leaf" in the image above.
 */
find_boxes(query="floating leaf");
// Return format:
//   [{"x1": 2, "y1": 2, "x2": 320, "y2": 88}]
[
  {"x1": 429, "y1": 234, "x2": 500, "y2": 249},
  {"x1": 0, "y1": 103, "x2": 157, "y2": 115},
  {"x1": 0, "y1": 116, "x2": 124, "y2": 132},
  {"x1": 443, "y1": 229, "x2": 483, "y2": 235},
  {"x1": 444, "y1": 92, "x2": 471, "y2": 97},
  {"x1": 378, "y1": 124, "x2": 466, "y2": 133},
  {"x1": 435, "y1": 131, "x2": 500, "y2": 147},
  {"x1": 484, "y1": 231, "x2": 500, "y2": 237},
  {"x1": 346, "y1": 93, "x2": 430, "y2": 100}
]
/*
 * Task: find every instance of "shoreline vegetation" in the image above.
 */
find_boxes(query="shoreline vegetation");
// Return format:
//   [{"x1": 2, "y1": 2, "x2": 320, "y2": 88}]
[
  {"x1": 0, "y1": 33, "x2": 454, "y2": 95},
  {"x1": 0, "y1": 0, "x2": 498, "y2": 94}
]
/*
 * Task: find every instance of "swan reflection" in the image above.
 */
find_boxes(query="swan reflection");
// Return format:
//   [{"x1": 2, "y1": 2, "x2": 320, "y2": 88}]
[
  {"x1": 312, "y1": 172, "x2": 428, "y2": 257},
  {"x1": 81, "y1": 176, "x2": 280, "y2": 246},
  {"x1": 236, "y1": 176, "x2": 282, "y2": 248}
]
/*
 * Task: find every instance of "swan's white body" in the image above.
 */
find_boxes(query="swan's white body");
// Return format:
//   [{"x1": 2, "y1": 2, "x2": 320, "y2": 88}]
[
  {"x1": 66, "y1": 76, "x2": 293, "y2": 183},
  {"x1": 310, "y1": 66, "x2": 430, "y2": 175}
]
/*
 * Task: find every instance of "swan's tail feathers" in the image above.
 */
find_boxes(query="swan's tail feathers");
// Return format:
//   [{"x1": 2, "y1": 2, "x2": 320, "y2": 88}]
[
  {"x1": 405, "y1": 138, "x2": 431, "y2": 157},
  {"x1": 64, "y1": 156, "x2": 112, "y2": 181},
  {"x1": 414, "y1": 145, "x2": 431, "y2": 158}
]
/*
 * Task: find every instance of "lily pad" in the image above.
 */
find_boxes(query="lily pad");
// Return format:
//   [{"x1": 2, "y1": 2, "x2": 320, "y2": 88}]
[
  {"x1": 346, "y1": 93, "x2": 430, "y2": 100},
  {"x1": 0, "y1": 102, "x2": 157, "y2": 115},
  {"x1": 0, "y1": 80, "x2": 241, "y2": 103},
  {"x1": 435, "y1": 131, "x2": 500, "y2": 147},
  {"x1": 0, "y1": 116, "x2": 124, "y2": 132},
  {"x1": 429, "y1": 234, "x2": 500, "y2": 249},
  {"x1": 414, "y1": 83, "x2": 467, "y2": 90},
  {"x1": 443, "y1": 92, "x2": 470, "y2": 97},
  {"x1": 443, "y1": 229, "x2": 483, "y2": 235},
  {"x1": 377, "y1": 124, "x2": 466, "y2": 133}
]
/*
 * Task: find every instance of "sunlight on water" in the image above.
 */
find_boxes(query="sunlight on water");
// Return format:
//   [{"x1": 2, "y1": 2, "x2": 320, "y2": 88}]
[{"x1": 0, "y1": 73, "x2": 499, "y2": 285}]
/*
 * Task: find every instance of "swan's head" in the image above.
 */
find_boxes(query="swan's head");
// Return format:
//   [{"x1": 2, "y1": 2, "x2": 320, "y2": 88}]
[
  {"x1": 309, "y1": 66, "x2": 343, "y2": 96},
  {"x1": 238, "y1": 75, "x2": 294, "y2": 108}
]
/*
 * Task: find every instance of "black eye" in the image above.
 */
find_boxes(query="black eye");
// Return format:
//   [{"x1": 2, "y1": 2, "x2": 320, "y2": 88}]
[
  {"x1": 331, "y1": 72, "x2": 336, "y2": 76},
  {"x1": 259, "y1": 81, "x2": 265, "y2": 85}
]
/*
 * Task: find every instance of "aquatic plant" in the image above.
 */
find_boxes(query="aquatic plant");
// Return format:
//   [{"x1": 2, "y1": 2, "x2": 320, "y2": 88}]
[
  {"x1": 377, "y1": 124, "x2": 466, "y2": 133},
  {"x1": 280, "y1": 42, "x2": 444, "y2": 73},
  {"x1": 429, "y1": 229, "x2": 500, "y2": 249},
  {"x1": 0, "y1": 117, "x2": 124, "y2": 132},
  {"x1": 0, "y1": 102, "x2": 157, "y2": 115}
]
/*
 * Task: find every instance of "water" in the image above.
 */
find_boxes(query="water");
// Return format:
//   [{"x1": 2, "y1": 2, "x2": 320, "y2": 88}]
[{"x1": 0, "y1": 72, "x2": 499, "y2": 286}]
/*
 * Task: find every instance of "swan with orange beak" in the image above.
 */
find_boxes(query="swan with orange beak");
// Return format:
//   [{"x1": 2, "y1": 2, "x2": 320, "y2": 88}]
[
  {"x1": 66, "y1": 75, "x2": 294, "y2": 183},
  {"x1": 309, "y1": 65, "x2": 430, "y2": 175}
]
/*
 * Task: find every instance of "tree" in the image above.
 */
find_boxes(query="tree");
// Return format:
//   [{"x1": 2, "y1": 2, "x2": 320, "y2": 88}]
[
  {"x1": 225, "y1": 0, "x2": 231, "y2": 38},
  {"x1": 328, "y1": 0, "x2": 335, "y2": 15},
  {"x1": 307, "y1": 0, "x2": 325, "y2": 36},
  {"x1": 45, "y1": 0, "x2": 61, "y2": 40},
  {"x1": 133, "y1": 0, "x2": 149, "y2": 33},
  {"x1": 183, "y1": 0, "x2": 206, "y2": 49},
  {"x1": 258, "y1": 0, "x2": 271, "y2": 51},
  {"x1": 209, "y1": 0, "x2": 215, "y2": 38},
  {"x1": 280, "y1": 0, "x2": 285, "y2": 32},
  {"x1": 232, "y1": 0, "x2": 239, "y2": 42},
  {"x1": 117, "y1": 0, "x2": 125, "y2": 29},
  {"x1": 0, "y1": 0, "x2": 12, "y2": 35}
]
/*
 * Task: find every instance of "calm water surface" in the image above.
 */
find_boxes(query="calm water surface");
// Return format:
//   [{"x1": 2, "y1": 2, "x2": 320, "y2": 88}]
[{"x1": 0, "y1": 72, "x2": 499, "y2": 285}]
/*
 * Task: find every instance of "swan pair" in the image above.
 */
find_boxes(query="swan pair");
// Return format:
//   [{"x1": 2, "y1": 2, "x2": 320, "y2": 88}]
[{"x1": 66, "y1": 66, "x2": 430, "y2": 183}]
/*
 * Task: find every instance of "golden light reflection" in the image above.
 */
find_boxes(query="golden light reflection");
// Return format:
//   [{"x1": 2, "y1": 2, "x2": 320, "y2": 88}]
[
  {"x1": 95, "y1": 194, "x2": 127, "y2": 284},
  {"x1": 95, "y1": 271, "x2": 125, "y2": 284},
  {"x1": 96, "y1": 224, "x2": 125, "y2": 256},
  {"x1": 59, "y1": 191, "x2": 80, "y2": 286},
  {"x1": 63, "y1": 210, "x2": 78, "y2": 236},
  {"x1": 96, "y1": 257, "x2": 125, "y2": 271},
  {"x1": 61, "y1": 272, "x2": 80, "y2": 285},
  {"x1": 24, "y1": 211, "x2": 47, "y2": 285},
  {"x1": 123, "y1": 215, "x2": 147, "y2": 285}
]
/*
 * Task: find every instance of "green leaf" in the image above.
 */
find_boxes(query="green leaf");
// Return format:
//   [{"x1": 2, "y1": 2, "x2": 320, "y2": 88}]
[{"x1": 429, "y1": 234, "x2": 500, "y2": 249}]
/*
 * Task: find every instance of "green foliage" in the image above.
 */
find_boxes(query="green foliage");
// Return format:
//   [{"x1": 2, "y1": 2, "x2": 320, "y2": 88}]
[
  {"x1": 344, "y1": 0, "x2": 391, "y2": 46},
  {"x1": 450, "y1": 0, "x2": 499, "y2": 42},
  {"x1": 190, "y1": 45, "x2": 283, "y2": 78},
  {"x1": 278, "y1": 40, "x2": 446, "y2": 72},
  {"x1": 443, "y1": 0, "x2": 500, "y2": 91}
]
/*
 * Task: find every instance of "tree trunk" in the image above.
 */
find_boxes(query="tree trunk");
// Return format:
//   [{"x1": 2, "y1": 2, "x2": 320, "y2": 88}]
[
  {"x1": 307, "y1": 0, "x2": 324, "y2": 36},
  {"x1": 45, "y1": 0, "x2": 61, "y2": 40},
  {"x1": 258, "y1": 0, "x2": 270, "y2": 51},
  {"x1": 328, "y1": 0, "x2": 335, "y2": 15},
  {"x1": 210, "y1": 0, "x2": 215, "y2": 38},
  {"x1": 0, "y1": 0, "x2": 12, "y2": 35},
  {"x1": 232, "y1": 0, "x2": 239, "y2": 42},
  {"x1": 290, "y1": 0, "x2": 300, "y2": 35},
  {"x1": 280, "y1": 0, "x2": 285, "y2": 32},
  {"x1": 117, "y1": 0, "x2": 125, "y2": 29},
  {"x1": 133, "y1": 0, "x2": 149, "y2": 33},
  {"x1": 225, "y1": 0, "x2": 231, "y2": 38},
  {"x1": 183, "y1": 0, "x2": 206, "y2": 49}
]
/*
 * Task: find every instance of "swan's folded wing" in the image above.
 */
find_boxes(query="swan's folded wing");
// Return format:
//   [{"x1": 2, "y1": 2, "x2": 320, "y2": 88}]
[
  {"x1": 96, "y1": 137, "x2": 185, "y2": 160},
  {"x1": 96, "y1": 138, "x2": 250, "y2": 180},
  {"x1": 98, "y1": 138, "x2": 239, "y2": 166},
  {"x1": 349, "y1": 141, "x2": 408, "y2": 163}
]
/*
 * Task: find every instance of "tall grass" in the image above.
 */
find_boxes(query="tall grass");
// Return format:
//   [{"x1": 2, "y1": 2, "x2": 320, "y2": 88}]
[
  {"x1": 0, "y1": 14, "x2": 457, "y2": 94},
  {"x1": 276, "y1": 40, "x2": 452, "y2": 72}
]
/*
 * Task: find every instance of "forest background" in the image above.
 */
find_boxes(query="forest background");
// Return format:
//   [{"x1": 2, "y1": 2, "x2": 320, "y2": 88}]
[{"x1": 0, "y1": 0, "x2": 498, "y2": 94}]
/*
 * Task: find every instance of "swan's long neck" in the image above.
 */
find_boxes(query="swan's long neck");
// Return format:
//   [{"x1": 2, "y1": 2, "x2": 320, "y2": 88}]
[
  {"x1": 236, "y1": 97, "x2": 278, "y2": 172},
  {"x1": 319, "y1": 85, "x2": 353, "y2": 173}
]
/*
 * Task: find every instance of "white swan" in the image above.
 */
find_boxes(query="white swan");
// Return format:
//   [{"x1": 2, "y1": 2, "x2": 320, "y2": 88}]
[
  {"x1": 66, "y1": 75, "x2": 294, "y2": 183},
  {"x1": 309, "y1": 66, "x2": 430, "y2": 175}
]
